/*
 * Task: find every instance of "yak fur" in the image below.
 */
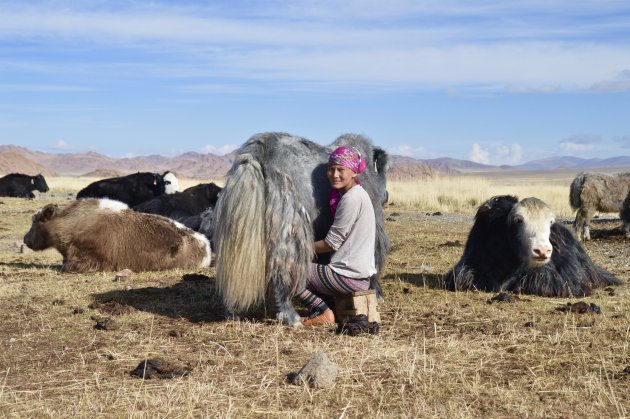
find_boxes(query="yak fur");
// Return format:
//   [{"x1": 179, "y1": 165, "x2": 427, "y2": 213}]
[
  {"x1": 133, "y1": 182, "x2": 222, "y2": 231},
  {"x1": 446, "y1": 195, "x2": 621, "y2": 297},
  {"x1": 213, "y1": 132, "x2": 390, "y2": 325},
  {"x1": 23, "y1": 198, "x2": 211, "y2": 273},
  {"x1": 569, "y1": 172, "x2": 630, "y2": 240}
]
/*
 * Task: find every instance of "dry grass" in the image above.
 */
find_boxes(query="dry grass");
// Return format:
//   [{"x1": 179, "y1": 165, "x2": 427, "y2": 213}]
[
  {"x1": 0, "y1": 175, "x2": 628, "y2": 418},
  {"x1": 388, "y1": 174, "x2": 576, "y2": 217}
]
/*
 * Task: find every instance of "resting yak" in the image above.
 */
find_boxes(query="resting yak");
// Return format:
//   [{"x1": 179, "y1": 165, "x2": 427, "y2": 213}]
[
  {"x1": 23, "y1": 198, "x2": 211, "y2": 273},
  {"x1": 445, "y1": 195, "x2": 621, "y2": 297},
  {"x1": 569, "y1": 172, "x2": 630, "y2": 240},
  {"x1": 0, "y1": 173, "x2": 49, "y2": 198},
  {"x1": 213, "y1": 132, "x2": 390, "y2": 325},
  {"x1": 133, "y1": 182, "x2": 222, "y2": 231},
  {"x1": 76, "y1": 171, "x2": 179, "y2": 207}
]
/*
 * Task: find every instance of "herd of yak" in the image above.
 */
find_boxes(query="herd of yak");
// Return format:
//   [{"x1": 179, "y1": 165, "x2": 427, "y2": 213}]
[{"x1": 0, "y1": 132, "x2": 626, "y2": 325}]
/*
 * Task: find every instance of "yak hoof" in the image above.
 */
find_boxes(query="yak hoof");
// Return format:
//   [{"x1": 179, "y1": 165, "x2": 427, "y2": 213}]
[
  {"x1": 276, "y1": 311, "x2": 301, "y2": 326},
  {"x1": 223, "y1": 309, "x2": 241, "y2": 321}
]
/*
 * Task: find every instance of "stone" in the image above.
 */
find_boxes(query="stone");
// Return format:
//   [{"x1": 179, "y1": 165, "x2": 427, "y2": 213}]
[{"x1": 288, "y1": 352, "x2": 338, "y2": 389}]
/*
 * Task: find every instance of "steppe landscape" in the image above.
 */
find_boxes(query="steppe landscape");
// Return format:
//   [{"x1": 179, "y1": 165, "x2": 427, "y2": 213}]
[{"x1": 0, "y1": 170, "x2": 628, "y2": 418}]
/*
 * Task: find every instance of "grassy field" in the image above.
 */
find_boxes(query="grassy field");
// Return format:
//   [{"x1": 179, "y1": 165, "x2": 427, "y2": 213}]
[{"x1": 0, "y1": 175, "x2": 628, "y2": 417}]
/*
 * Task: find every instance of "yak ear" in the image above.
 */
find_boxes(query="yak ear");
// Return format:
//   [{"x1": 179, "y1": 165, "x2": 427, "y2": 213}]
[{"x1": 40, "y1": 204, "x2": 58, "y2": 221}]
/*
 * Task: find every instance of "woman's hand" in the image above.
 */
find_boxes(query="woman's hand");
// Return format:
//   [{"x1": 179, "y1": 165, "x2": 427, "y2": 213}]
[{"x1": 314, "y1": 240, "x2": 333, "y2": 254}]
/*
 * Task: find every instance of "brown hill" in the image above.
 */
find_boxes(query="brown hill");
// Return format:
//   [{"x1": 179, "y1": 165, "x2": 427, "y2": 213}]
[
  {"x1": 1, "y1": 144, "x2": 436, "y2": 180},
  {"x1": 388, "y1": 156, "x2": 435, "y2": 180},
  {"x1": 0, "y1": 145, "x2": 233, "y2": 179},
  {"x1": 0, "y1": 151, "x2": 56, "y2": 177}
]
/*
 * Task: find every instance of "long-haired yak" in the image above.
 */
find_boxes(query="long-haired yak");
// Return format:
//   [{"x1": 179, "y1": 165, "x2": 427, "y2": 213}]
[
  {"x1": 569, "y1": 171, "x2": 630, "y2": 240},
  {"x1": 213, "y1": 132, "x2": 390, "y2": 325},
  {"x1": 24, "y1": 198, "x2": 211, "y2": 273},
  {"x1": 445, "y1": 195, "x2": 621, "y2": 297}
]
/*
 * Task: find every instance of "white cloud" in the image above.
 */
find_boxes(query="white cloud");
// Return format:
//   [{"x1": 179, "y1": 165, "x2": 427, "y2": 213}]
[
  {"x1": 469, "y1": 143, "x2": 490, "y2": 164},
  {"x1": 559, "y1": 134, "x2": 601, "y2": 152},
  {"x1": 390, "y1": 144, "x2": 427, "y2": 159},
  {"x1": 0, "y1": 2, "x2": 630, "y2": 92},
  {"x1": 53, "y1": 139, "x2": 75, "y2": 150},
  {"x1": 559, "y1": 142, "x2": 595, "y2": 152},
  {"x1": 494, "y1": 143, "x2": 522, "y2": 164},
  {"x1": 202, "y1": 144, "x2": 239, "y2": 155}
]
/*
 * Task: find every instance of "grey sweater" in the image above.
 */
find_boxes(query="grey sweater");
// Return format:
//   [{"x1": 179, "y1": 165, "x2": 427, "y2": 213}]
[{"x1": 324, "y1": 185, "x2": 377, "y2": 279}]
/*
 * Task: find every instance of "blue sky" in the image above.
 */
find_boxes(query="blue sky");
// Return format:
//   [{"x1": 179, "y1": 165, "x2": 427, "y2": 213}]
[{"x1": 1, "y1": 0, "x2": 630, "y2": 165}]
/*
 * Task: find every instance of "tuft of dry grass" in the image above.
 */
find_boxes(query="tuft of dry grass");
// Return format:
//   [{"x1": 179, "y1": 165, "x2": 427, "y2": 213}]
[{"x1": 0, "y1": 175, "x2": 628, "y2": 417}]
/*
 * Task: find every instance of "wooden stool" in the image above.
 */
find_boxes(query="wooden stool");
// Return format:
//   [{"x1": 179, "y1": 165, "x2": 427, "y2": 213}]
[{"x1": 334, "y1": 289, "x2": 381, "y2": 323}]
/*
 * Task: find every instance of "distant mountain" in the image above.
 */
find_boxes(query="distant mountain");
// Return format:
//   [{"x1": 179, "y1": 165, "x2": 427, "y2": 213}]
[
  {"x1": 0, "y1": 145, "x2": 233, "y2": 179},
  {"x1": 513, "y1": 156, "x2": 630, "y2": 171},
  {"x1": 418, "y1": 157, "x2": 498, "y2": 174},
  {"x1": 2, "y1": 144, "x2": 630, "y2": 179}
]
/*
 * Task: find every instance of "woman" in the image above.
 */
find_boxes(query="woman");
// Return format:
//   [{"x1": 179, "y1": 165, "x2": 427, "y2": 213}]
[{"x1": 297, "y1": 146, "x2": 377, "y2": 325}]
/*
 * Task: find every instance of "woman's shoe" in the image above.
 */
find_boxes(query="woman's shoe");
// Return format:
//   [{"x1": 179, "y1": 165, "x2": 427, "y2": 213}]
[{"x1": 301, "y1": 309, "x2": 335, "y2": 326}]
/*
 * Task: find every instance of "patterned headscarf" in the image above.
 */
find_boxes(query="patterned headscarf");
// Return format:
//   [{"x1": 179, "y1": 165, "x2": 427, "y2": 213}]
[
  {"x1": 329, "y1": 146, "x2": 366, "y2": 218},
  {"x1": 328, "y1": 146, "x2": 366, "y2": 174}
]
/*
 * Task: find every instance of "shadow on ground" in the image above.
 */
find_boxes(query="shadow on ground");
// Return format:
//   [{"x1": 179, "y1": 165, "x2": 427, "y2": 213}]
[
  {"x1": 0, "y1": 261, "x2": 63, "y2": 270},
  {"x1": 383, "y1": 272, "x2": 447, "y2": 290},
  {"x1": 91, "y1": 273, "x2": 226, "y2": 323}
]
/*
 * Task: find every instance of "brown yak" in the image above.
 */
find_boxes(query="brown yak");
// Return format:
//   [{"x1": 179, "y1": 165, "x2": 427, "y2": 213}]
[{"x1": 23, "y1": 198, "x2": 211, "y2": 273}]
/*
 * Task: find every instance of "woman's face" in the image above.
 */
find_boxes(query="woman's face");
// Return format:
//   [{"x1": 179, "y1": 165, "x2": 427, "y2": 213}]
[{"x1": 328, "y1": 164, "x2": 356, "y2": 193}]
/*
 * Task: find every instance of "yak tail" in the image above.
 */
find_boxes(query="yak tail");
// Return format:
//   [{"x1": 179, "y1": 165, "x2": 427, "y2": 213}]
[
  {"x1": 569, "y1": 172, "x2": 587, "y2": 210},
  {"x1": 214, "y1": 154, "x2": 314, "y2": 313},
  {"x1": 214, "y1": 155, "x2": 268, "y2": 312}
]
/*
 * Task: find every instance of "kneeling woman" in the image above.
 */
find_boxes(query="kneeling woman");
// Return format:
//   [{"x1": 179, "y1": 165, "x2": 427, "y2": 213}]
[{"x1": 297, "y1": 146, "x2": 377, "y2": 325}]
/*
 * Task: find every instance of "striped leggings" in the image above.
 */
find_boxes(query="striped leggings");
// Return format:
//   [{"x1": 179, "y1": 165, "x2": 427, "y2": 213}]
[{"x1": 296, "y1": 263, "x2": 370, "y2": 314}]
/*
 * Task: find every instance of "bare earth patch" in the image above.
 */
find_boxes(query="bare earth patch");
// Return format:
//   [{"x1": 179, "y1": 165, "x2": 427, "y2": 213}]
[{"x1": 0, "y1": 196, "x2": 628, "y2": 417}]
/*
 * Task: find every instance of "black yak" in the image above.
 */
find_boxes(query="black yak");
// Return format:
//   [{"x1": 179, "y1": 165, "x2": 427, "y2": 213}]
[
  {"x1": 0, "y1": 173, "x2": 49, "y2": 198},
  {"x1": 569, "y1": 172, "x2": 630, "y2": 240},
  {"x1": 213, "y1": 132, "x2": 390, "y2": 325},
  {"x1": 24, "y1": 198, "x2": 211, "y2": 273},
  {"x1": 133, "y1": 182, "x2": 222, "y2": 230},
  {"x1": 445, "y1": 195, "x2": 621, "y2": 297},
  {"x1": 76, "y1": 171, "x2": 179, "y2": 207}
]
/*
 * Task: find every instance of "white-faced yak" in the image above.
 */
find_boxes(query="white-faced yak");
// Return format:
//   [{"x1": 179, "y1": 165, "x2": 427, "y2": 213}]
[
  {"x1": 445, "y1": 195, "x2": 621, "y2": 297},
  {"x1": 23, "y1": 198, "x2": 211, "y2": 273}
]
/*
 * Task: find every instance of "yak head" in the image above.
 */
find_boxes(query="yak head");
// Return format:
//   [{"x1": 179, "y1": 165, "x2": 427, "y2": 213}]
[
  {"x1": 23, "y1": 204, "x2": 58, "y2": 250},
  {"x1": 162, "y1": 171, "x2": 179, "y2": 194},
  {"x1": 33, "y1": 174, "x2": 50, "y2": 193},
  {"x1": 508, "y1": 197, "x2": 555, "y2": 267}
]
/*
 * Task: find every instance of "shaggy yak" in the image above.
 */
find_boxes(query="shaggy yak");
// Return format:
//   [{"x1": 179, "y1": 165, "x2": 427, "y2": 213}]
[
  {"x1": 445, "y1": 195, "x2": 621, "y2": 297},
  {"x1": 76, "y1": 171, "x2": 179, "y2": 207},
  {"x1": 569, "y1": 172, "x2": 630, "y2": 240},
  {"x1": 133, "y1": 182, "x2": 222, "y2": 231},
  {"x1": 213, "y1": 132, "x2": 390, "y2": 325},
  {"x1": 0, "y1": 173, "x2": 49, "y2": 198},
  {"x1": 23, "y1": 198, "x2": 211, "y2": 273}
]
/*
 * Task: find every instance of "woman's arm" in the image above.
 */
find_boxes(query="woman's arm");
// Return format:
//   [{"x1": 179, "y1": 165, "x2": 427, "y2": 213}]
[{"x1": 314, "y1": 240, "x2": 333, "y2": 254}]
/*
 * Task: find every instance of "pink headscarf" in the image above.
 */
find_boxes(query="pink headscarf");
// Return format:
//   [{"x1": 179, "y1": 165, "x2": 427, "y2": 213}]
[
  {"x1": 329, "y1": 146, "x2": 366, "y2": 218},
  {"x1": 328, "y1": 146, "x2": 367, "y2": 174}
]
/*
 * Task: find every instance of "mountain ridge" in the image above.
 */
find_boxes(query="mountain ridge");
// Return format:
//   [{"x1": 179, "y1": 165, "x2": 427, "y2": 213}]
[{"x1": 1, "y1": 144, "x2": 630, "y2": 179}]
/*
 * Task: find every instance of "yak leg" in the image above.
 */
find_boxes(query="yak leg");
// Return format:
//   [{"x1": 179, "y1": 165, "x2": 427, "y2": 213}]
[
  {"x1": 622, "y1": 219, "x2": 630, "y2": 238},
  {"x1": 271, "y1": 278, "x2": 301, "y2": 326},
  {"x1": 573, "y1": 208, "x2": 593, "y2": 241}
]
